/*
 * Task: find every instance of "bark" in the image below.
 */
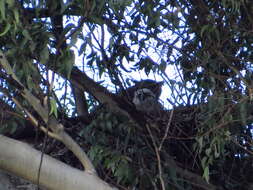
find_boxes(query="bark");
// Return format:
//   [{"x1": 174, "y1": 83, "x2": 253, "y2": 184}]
[
  {"x1": 0, "y1": 135, "x2": 117, "y2": 190},
  {"x1": 69, "y1": 66, "x2": 147, "y2": 127},
  {"x1": 72, "y1": 84, "x2": 89, "y2": 117}
]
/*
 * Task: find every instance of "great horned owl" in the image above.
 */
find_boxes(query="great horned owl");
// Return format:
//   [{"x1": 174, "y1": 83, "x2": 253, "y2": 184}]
[
  {"x1": 129, "y1": 80, "x2": 163, "y2": 115},
  {"x1": 122, "y1": 79, "x2": 163, "y2": 101}
]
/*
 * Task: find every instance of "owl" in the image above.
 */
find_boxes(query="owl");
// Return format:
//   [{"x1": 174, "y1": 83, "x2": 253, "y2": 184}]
[
  {"x1": 126, "y1": 80, "x2": 164, "y2": 115},
  {"x1": 123, "y1": 79, "x2": 163, "y2": 101}
]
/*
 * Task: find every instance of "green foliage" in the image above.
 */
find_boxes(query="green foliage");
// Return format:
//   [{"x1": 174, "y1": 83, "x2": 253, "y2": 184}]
[
  {"x1": 0, "y1": 112, "x2": 27, "y2": 137},
  {"x1": 56, "y1": 49, "x2": 74, "y2": 79},
  {"x1": 0, "y1": 0, "x2": 253, "y2": 189},
  {"x1": 0, "y1": 120, "x2": 18, "y2": 135},
  {"x1": 81, "y1": 111, "x2": 137, "y2": 185}
]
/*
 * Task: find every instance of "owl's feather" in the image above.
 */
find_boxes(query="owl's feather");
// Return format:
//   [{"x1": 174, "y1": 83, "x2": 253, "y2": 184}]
[{"x1": 132, "y1": 88, "x2": 163, "y2": 116}]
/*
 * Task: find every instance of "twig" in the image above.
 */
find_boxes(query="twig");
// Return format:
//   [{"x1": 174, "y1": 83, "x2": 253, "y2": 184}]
[
  {"x1": 159, "y1": 109, "x2": 174, "y2": 151},
  {"x1": 12, "y1": 97, "x2": 60, "y2": 140},
  {"x1": 146, "y1": 124, "x2": 166, "y2": 190},
  {"x1": 0, "y1": 51, "x2": 97, "y2": 174}
]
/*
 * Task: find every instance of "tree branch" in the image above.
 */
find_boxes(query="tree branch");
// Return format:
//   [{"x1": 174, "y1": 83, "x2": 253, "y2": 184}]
[
  {"x1": 0, "y1": 51, "x2": 96, "y2": 174},
  {"x1": 69, "y1": 66, "x2": 147, "y2": 127},
  {"x1": 0, "y1": 135, "x2": 117, "y2": 190}
]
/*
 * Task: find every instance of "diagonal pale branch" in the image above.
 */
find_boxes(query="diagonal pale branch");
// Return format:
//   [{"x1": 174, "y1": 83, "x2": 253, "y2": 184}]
[
  {"x1": 0, "y1": 51, "x2": 48, "y2": 122},
  {"x1": 47, "y1": 116, "x2": 96, "y2": 174},
  {"x1": 0, "y1": 51, "x2": 96, "y2": 174},
  {"x1": 12, "y1": 96, "x2": 60, "y2": 140},
  {"x1": 0, "y1": 135, "x2": 117, "y2": 190}
]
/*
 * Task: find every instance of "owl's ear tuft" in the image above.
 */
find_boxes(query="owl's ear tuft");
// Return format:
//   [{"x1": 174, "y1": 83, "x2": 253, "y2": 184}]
[
  {"x1": 119, "y1": 79, "x2": 163, "y2": 102},
  {"x1": 133, "y1": 80, "x2": 163, "y2": 99}
]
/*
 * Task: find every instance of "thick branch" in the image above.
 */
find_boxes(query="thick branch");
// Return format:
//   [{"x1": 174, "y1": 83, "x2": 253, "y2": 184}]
[
  {"x1": 69, "y1": 66, "x2": 147, "y2": 127},
  {"x1": 0, "y1": 135, "x2": 117, "y2": 190}
]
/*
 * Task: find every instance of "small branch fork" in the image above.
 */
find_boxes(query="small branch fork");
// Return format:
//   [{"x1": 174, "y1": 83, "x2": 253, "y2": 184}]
[{"x1": 145, "y1": 110, "x2": 174, "y2": 190}]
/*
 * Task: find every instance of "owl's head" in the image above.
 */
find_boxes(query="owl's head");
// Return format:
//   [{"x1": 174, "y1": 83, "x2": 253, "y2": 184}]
[
  {"x1": 118, "y1": 80, "x2": 163, "y2": 111},
  {"x1": 132, "y1": 88, "x2": 156, "y2": 106},
  {"x1": 132, "y1": 88, "x2": 158, "y2": 113},
  {"x1": 132, "y1": 80, "x2": 163, "y2": 99}
]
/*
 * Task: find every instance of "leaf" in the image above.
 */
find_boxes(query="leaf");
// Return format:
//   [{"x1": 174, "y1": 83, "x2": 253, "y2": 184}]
[
  {"x1": 214, "y1": 27, "x2": 220, "y2": 42},
  {"x1": 159, "y1": 59, "x2": 167, "y2": 73},
  {"x1": 90, "y1": 16, "x2": 104, "y2": 25},
  {"x1": 109, "y1": 37, "x2": 115, "y2": 50},
  {"x1": 49, "y1": 98, "x2": 58, "y2": 118},
  {"x1": 79, "y1": 41, "x2": 87, "y2": 56},
  {"x1": 115, "y1": 163, "x2": 128, "y2": 182},
  {"x1": 9, "y1": 120, "x2": 18, "y2": 134},
  {"x1": 58, "y1": 50, "x2": 74, "y2": 79},
  {"x1": 205, "y1": 148, "x2": 211, "y2": 156},
  {"x1": 239, "y1": 102, "x2": 247, "y2": 126},
  {"x1": 201, "y1": 156, "x2": 207, "y2": 169},
  {"x1": 26, "y1": 75, "x2": 34, "y2": 90},
  {"x1": 0, "y1": 22, "x2": 10, "y2": 36},
  {"x1": 214, "y1": 144, "x2": 220, "y2": 158},
  {"x1": 60, "y1": 0, "x2": 72, "y2": 13},
  {"x1": 200, "y1": 25, "x2": 210, "y2": 38},
  {"x1": 197, "y1": 136, "x2": 203, "y2": 150},
  {"x1": 22, "y1": 29, "x2": 32, "y2": 40},
  {"x1": 40, "y1": 47, "x2": 49, "y2": 64},
  {"x1": 203, "y1": 166, "x2": 210, "y2": 183},
  {"x1": 63, "y1": 23, "x2": 76, "y2": 35},
  {"x1": 0, "y1": 0, "x2": 5, "y2": 19},
  {"x1": 6, "y1": 0, "x2": 14, "y2": 7},
  {"x1": 65, "y1": 56, "x2": 74, "y2": 79}
]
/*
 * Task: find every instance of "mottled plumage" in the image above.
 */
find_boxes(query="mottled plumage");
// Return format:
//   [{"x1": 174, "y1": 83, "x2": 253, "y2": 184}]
[
  {"x1": 130, "y1": 80, "x2": 163, "y2": 115},
  {"x1": 121, "y1": 79, "x2": 163, "y2": 101}
]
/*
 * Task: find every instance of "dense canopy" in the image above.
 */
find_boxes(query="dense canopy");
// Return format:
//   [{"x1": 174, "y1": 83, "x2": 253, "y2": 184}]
[{"x1": 0, "y1": 0, "x2": 252, "y2": 190}]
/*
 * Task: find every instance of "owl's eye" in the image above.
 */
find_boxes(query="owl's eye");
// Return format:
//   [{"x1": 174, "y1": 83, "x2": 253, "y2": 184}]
[
  {"x1": 132, "y1": 80, "x2": 163, "y2": 99},
  {"x1": 134, "y1": 88, "x2": 156, "y2": 102},
  {"x1": 138, "y1": 92, "x2": 154, "y2": 101},
  {"x1": 137, "y1": 93, "x2": 144, "y2": 100},
  {"x1": 132, "y1": 88, "x2": 163, "y2": 114},
  {"x1": 143, "y1": 92, "x2": 155, "y2": 98}
]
